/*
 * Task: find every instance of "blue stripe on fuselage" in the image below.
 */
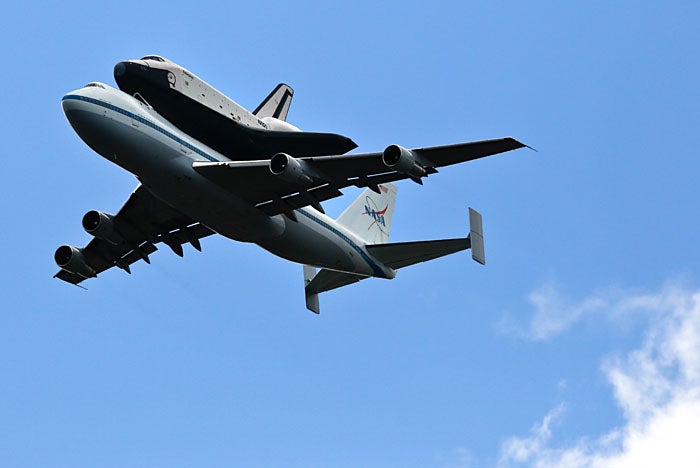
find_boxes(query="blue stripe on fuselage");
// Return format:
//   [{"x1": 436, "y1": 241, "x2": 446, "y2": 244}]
[{"x1": 62, "y1": 94, "x2": 220, "y2": 162}]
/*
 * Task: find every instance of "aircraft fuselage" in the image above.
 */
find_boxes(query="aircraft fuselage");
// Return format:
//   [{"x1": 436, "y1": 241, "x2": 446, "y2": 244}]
[{"x1": 62, "y1": 83, "x2": 393, "y2": 279}]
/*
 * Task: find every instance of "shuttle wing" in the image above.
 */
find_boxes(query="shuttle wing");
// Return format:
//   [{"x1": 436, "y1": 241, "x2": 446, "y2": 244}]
[
  {"x1": 54, "y1": 186, "x2": 214, "y2": 285},
  {"x1": 193, "y1": 137, "x2": 526, "y2": 217}
]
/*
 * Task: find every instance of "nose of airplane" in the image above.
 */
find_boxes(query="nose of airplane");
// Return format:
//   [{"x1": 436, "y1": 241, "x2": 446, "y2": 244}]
[
  {"x1": 61, "y1": 89, "x2": 84, "y2": 116},
  {"x1": 61, "y1": 85, "x2": 105, "y2": 131},
  {"x1": 61, "y1": 96, "x2": 92, "y2": 144},
  {"x1": 61, "y1": 88, "x2": 118, "y2": 162}
]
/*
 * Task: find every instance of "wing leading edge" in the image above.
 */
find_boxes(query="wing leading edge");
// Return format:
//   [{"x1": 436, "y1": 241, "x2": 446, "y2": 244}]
[{"x1": 192, "y1": 137, "x2": 527, "y2": 217}]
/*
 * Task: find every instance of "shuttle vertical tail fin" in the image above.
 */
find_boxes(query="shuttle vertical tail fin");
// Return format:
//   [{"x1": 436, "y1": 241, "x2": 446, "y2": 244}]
[
  {"x1": 253, "y1": 83, "x2": 294, "y2": 121},
  {"x1": 335, "y1": 183, "x2": 397, "y2": 245}
]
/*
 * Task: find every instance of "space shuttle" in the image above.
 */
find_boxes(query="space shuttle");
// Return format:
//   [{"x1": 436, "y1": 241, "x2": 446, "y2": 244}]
[{"x1": 113, "y1": 55, "x2": 357, "y2": 160}]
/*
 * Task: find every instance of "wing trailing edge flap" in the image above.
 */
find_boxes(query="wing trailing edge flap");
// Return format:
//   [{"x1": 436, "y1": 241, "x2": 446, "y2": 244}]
[
  {"x1": 192, "y1": 160, "x2": 347, "y2": 216},
  {"x1": 192, "y1": 158, "x2": 409, "y2": 218}
]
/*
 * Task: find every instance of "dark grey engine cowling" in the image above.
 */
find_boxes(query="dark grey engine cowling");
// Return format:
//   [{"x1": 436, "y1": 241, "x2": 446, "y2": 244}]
[
  {"x1": 382, "y1": 145, "x2": 427, "y2": 179},
  {"x1": 269, "y1": 153, "x2": 319, "y2": 187},
  {"x1": 82, "y1": 210, "x2": 124, "y2": 245},
  {"x1": 54, "y1": 245, "x2": 96, "y2": 278}
]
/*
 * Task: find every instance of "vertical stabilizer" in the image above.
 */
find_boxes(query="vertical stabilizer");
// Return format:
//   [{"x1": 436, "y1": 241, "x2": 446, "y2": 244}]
[
  {"x1": 336, "y1": 183, "x2": 397, "y2": 245},
  {"x1": 468, "y1": 207, "x2": 485, "y2": 265},
  {"x1": 303, "y1": 265, "x2": 320, "y2": 314},
  {"x1": 253, "y1": 83, "x2": 294, "y2": 121}
]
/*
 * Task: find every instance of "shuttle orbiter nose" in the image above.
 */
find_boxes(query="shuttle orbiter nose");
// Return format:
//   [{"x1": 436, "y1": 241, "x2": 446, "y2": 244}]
[
  {"x1": 113, "y1": 59, "x2": 161, "y2": 97},
  {"x1": 113, "y1": 61, "x2": 127, "y2": 78}
]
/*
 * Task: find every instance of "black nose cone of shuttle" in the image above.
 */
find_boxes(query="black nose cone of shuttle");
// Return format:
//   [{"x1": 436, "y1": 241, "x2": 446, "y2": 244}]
[
  {"x1": 114, "y1": 61, "x2": 127, "y2": 78},
  {"x1": 114, "y1": 61, "x2": 138, "y2": 93},
  {"x1": 114, "y1": 59, "x2": 169, "y2": 96}
]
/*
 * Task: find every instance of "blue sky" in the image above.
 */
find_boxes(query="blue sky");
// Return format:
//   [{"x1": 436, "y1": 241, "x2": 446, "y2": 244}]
[{"x1": 1, "y1": 1, "x2": 699, "y2": 466}]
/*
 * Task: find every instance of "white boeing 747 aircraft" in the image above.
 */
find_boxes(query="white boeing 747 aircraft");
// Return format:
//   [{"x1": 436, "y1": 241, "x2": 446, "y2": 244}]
[{"x1": 55, "y1": 56, "x2": 528, "y2": 313}]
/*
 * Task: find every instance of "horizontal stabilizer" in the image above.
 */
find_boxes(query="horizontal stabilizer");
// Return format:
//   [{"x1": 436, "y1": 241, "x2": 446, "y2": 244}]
[
  {"x1": 303, "y1": 265, "x2": 367, "y2": 313},
  {"x1": 366, "y1": 238, "x2": 470, "y2": 270},
  {"x1": 365, "y1": 207, "x2": 485, "y2": 270},
  {"x1": 306, "y1": 268, "x2": 365, "y2": 294}
]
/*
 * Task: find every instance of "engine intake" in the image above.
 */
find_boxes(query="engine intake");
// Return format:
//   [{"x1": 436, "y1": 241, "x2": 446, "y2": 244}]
[
  {"x1": 54, "y1": 245, "x2": 96, "y2": 278},
  {"x1": 82, "y1": 210, "x2": 124, "y2": 245},
  {"x1": 269, "y1": 153, "x2": 319, "y2": 187},
  {"x1": 382, "y1": 145, "x2": 427, "y2": 179}
]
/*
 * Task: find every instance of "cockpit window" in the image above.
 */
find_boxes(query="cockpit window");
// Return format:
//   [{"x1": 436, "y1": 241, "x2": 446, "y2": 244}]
[
  {"x1": 84, "y1": 82, "x2": 105, "y2": 89},
  {"x1": 141, "y1": 55, "x2": 166, "y2": 62}
]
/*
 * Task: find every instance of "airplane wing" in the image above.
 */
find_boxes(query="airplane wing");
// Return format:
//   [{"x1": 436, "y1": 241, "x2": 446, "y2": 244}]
[
  {"x1": 54, "y1": 185, "x2": 214, "y2": 285},
  {"x1": 192, "y1": 137, "x2": 527, "y2": 217}
]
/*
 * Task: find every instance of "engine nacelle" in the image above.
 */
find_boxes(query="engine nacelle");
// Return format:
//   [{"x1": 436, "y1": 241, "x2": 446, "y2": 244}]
[
  {"x1": 54, "y1": 245, "x2": 96, "y2": 278},
  {"x1": 382, "y1": 144, "x2": 427, "y2": 179},
  {"x1": 260, "y1": 116, "x2": 301, "y2": 132},
  {"x1": 269, "y1": 153, "x2": 318, "y2": 187},
  {"x1": 82, "y1": 210, "x2": 124, "y2": 245}
]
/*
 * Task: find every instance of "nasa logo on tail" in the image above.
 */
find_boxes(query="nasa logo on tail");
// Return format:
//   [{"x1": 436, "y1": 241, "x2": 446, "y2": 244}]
[{"x1": 363, "y1": 196, "x2": 389, "y2": 234}]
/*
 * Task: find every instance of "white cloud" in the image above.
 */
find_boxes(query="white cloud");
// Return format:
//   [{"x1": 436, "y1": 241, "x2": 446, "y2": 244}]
[
  {"x1": 503, "y1": 279, "x2": 696, "y2": 341},
  {"x1": 498, "y1": 284, "x2": 700, "y2": 468},
  {"x1": 497, "y1": 281, "x2": 612, "y2": 340},
  {"x1": 499, "y1": 403, "x2": 566, "y2": 465},
  {"x1": 525, "y1": 282, "x2": 608, "y2": 340}
]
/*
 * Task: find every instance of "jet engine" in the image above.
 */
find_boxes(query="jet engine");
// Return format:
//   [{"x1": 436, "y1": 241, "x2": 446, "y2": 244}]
[
  {"x1": 54, "y1": 245, "x2": 96, "y2": 278},
  {"x1": 382, "y1": 144, "x2": 427, "y2": 179},
  {"x1": 269, "y1": 153, "x2": 319, "y2": 187},
  {"x1": 82, "y1": 210, "x2": 124, "y2": 245}
]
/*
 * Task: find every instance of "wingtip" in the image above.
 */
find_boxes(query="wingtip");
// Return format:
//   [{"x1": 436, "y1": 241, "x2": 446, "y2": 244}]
[
  {"x1": 346, "y1": 138, "x2": 359, "y2": 152},
  {"x1": 507, "y1": 137, "x2": 537, "y2": 152}
]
